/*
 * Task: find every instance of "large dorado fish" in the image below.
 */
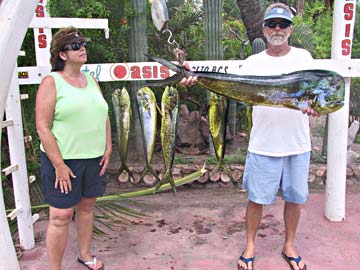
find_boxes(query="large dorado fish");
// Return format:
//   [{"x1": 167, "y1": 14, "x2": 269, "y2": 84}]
[
  {"x1": 136, "y1": 87, "x2": 160, "y2": 181},
  {"x1": 209, "y1": 92, "x2": 234, "y2": 182},
  {"x1": 155, "y1": 86, "x2": 179, "y2": 194},
  {"x1": 112, "y1": 87, "x2": 134, "y2": 181},
  {"x1": 145, "y1": 54, "x2": 345, "y2": 115}
]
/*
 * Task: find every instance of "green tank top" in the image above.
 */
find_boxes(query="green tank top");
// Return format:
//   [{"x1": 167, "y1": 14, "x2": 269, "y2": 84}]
[{"x1": 40, "y1": 72, "x2": 109, "y2": 159}]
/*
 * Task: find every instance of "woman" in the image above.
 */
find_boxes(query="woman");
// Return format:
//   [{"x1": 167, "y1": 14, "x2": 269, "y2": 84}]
[{"x1": 36, "y1": 27, "x2": 111, "y2": 270}]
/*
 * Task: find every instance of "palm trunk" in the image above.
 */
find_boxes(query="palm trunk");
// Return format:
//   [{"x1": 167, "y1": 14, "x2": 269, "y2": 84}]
[
  {"x1": 204, "y1": 0, "x2": 224, "y2": 155},
  {"x1": 236, "y1": 0, "x2": 263, "y2": 43},
  {"x1": 128, "y1": 0, "x2": 148, "y2": 160},
  {"x1": 297, "y1": 0, "x2": 305, "y2": 16}
]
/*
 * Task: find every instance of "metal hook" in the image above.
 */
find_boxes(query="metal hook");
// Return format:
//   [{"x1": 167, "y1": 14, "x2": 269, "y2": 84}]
[{"x1": 162, "y1": 28, "x2": 179, "y2": 48}]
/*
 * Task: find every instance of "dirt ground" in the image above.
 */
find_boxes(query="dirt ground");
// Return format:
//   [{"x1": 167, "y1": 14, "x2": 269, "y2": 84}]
[{"x1": 19, "y1": 182, "x2": 360, "y2": 270}]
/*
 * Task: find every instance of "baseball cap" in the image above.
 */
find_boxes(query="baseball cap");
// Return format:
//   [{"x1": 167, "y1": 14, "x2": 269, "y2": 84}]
[
  {"x1": 65, "y1": 32, "x2": 90, "y2": 44},
  {"x1": 264, "y1": 6, "x2": 292, "y2": 22}
]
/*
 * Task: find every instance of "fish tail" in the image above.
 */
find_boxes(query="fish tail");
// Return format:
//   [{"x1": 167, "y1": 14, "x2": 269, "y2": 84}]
[
  {"x1": 119, "y1": 163, "x2": 134, "y2": 182},
  {"x1": 139, "y1": 166, "x2": 149, "y2": 180},
  {"x1": 153, "y1": 171, "x2": 176, "y2": 195},
  {"x1": 168, "y1": 175, "x2": 177, "y2": 195},
  {"x1": 211, "y1": 163, "x2": 238, "y2": 186},
  {"x1": 140, "y1": 165, "x2": 161, "y2": 182},
  {"x1": 153, "y1": 178, "x2": 164, "y2": 194}
]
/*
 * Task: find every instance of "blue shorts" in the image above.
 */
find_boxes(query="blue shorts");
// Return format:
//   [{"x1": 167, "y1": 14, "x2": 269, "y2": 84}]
[
  {"x1": 40, "y1": 151, "x2": 106, "y2": 209},
  {"x1": 242, "y1": 152, "x2": 310, "y2": 205}
]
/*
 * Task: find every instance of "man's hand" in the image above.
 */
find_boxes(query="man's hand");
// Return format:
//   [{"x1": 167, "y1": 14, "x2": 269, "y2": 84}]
[
  {"x1": 302, "y1": 108, "x2": 320, "y2": 117},
  {"x1": 179, "y1": 62, "x2": 198, "y2": 88}
]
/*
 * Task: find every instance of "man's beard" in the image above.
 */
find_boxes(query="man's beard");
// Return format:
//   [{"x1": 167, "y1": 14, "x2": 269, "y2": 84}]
[{"x1": 265, "y1": 31, "x2": 290, "y2": 46}]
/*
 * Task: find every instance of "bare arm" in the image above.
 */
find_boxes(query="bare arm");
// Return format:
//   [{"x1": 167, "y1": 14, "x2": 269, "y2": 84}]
[
  {"x1": 93, "y1": 77, "x2": 112, "y2": 176},
  {"x1": 35, "y1": 75, "x2": 75, "y2": 194}
]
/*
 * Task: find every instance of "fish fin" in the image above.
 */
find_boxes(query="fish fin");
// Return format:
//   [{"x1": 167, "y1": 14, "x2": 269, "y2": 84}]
[
  {"x1": 145, "y1": 74, "x2": 183, "y2": 87},
  {"x1": 156, "y1": 103, "x2": 162, "y2": 116}
]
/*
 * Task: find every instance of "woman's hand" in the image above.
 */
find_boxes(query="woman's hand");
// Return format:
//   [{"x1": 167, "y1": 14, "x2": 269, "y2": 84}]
[
  {"x1": 54, "y1": 163, "x2": 76, "y2": 194},
  {"x1": 99, "y1": 148, "x2": 112, "y2": 176}
]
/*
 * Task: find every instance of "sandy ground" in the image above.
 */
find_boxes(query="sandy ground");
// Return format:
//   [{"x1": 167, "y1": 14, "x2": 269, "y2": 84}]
[{"x1": 19, "y1": 181, "x2": 360, "y2": 270}]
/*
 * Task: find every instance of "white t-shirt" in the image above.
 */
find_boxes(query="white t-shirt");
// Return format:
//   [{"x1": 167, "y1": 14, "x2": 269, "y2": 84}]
[{"x1": 245, "y1": 47, "x2": 314, "y2": 157}]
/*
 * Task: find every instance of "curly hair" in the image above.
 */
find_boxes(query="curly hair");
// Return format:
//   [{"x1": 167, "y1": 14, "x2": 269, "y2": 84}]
[{"x1": 50, "y1": 27, "x2": 88, "y2": 71}]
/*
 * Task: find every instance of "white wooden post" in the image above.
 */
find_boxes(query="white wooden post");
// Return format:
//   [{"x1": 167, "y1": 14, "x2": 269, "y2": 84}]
[
  {"x1": 5, "y1": 67, "x2": 35, "y2": 250},
  {"x1": 325, "y1": 0, "x2": 357, "y2": 221},
  {"x1": 0, "y1": 0, "x2": 38, "y2": 269},
  {"x1": 33, "y1": 0, "x2": 52, "y2": 66}
]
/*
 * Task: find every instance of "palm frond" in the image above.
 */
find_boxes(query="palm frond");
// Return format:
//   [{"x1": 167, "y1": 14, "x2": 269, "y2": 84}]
[
  {"x1": 290, "y1": 23, "x2": 315, "y2": 53},
  {"x1": 7, "y1": 166, "x2": 206, "y2": 236}
]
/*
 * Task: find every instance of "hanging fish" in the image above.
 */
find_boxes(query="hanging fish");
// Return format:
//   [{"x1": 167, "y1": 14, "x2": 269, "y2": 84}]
[
  {"x1": 137, "y1": 87, "x2": 160, "y2": 182},
  {"x1": 144, "y1": 54, "x2": 345, "y2": 115},
  {"x1": 112, "y1": 87, "x2": 134, "y2": 181},
  {"x1": 208, "y1": 92, "x2": 234, "y2": 183},
  {"x1": 154, "y1": 86, "x2": 179, "y2": 194},
  {"x1": 150, "y1": 0, "x2": 169, "y2": 31}
]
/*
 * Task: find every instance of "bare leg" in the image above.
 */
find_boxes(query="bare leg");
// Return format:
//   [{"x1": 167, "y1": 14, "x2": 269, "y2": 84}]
[
  {"x1": 283, "y1": 202, "x2": 306, "y2": 270},
  {"x1": 238, "y1": 200, "x2": 263, "y2": 270},
  {"x1": 46, "y1": 206, "x2": 74, "y2": 270},
  {"x1": 75, "y1": 197, "x2": 103, "y2": 270}
]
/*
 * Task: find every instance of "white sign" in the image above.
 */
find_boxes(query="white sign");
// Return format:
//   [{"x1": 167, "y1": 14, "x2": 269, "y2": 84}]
[
  {"x1": 17, "y1": 58, "x2": 360, "y2": 85},
  {"x1": 33, "y1": 0, "x2": 52, "y2": 66}
]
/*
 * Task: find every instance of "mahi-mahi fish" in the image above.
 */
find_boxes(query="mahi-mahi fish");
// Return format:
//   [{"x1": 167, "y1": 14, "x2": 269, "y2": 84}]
[
  {"x1": 137, "y1": 87, "x2": 160, "y2": 182},
  {"x1": 208, "y1": 92, "x2": 235, "y2": 183},
  {"x1": 112, "y1": 87, "x2": 134, "y2": 181},
  {"x1": 154, "y1": 86, "x2": 179, "y2": 194},
  {"x1": 144, "y1": 54, "x2": 345, "y2": 115}
]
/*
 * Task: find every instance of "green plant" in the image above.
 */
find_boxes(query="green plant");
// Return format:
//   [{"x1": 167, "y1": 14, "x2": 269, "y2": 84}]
[
  {"x1": 174, "y1": 155, "x2": 195, "y2": 164},
  {"x1": 207, "y1": 149, "x2": 246, "y2": 165},
  {"x1": 354, "y1": 133, "x2": 360, "y2": 144}
]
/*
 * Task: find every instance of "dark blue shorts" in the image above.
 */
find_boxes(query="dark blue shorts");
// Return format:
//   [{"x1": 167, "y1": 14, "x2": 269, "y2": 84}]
[{"x1": 40, "y1": 151, "x2": 106, "y2": 209}]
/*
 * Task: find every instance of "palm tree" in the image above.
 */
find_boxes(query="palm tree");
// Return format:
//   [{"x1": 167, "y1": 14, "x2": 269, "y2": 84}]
[
  {"x1": 128, "y1": 0, "x2": 148, "y2": 160},
  {"x1": 236, "y1": 0, "x2": 264, "y2": 43}
]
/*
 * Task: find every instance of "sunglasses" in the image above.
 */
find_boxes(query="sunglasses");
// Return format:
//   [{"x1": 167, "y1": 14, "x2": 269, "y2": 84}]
[
  {"x1": 264, "y1": 21, "x2": 292, "y2": 29},
  {"x1": 63, "y1": 41, "x2": 87, "y2": 51}
]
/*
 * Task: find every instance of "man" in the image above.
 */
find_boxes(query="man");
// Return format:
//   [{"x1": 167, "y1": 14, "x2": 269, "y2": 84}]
[
  {"x1": 181, "y1": 3, "x2": 318, "y2": 270},
  {"x1": 236, "y1": 3, "x2": 319, "y2": 270}
]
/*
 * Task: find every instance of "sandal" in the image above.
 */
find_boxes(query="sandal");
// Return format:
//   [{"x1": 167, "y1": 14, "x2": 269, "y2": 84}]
[
  {"x1": 77, "y1": 256, "x2": 105, "y2": 270},
  {"x1": 282, "y1": 252, "x2": 307, "y2": 270},
  {"x1": 237, "y1": 253, "x2": 254, "y2": 270}
]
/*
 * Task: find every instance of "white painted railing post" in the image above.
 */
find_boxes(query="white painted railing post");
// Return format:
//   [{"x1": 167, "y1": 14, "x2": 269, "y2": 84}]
[
  {"x1": 5, "y1": 67, "x2": 35, "y2": 250},
  {"x1": 0, "y1": 0, "x2": 38, "y2": 269},
  {"x1": 0, "y1": 180, "x2": 19, "y2": 270},
  {"x1": 325, "y1": 0, "x2": 357, "y2": 221}
]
